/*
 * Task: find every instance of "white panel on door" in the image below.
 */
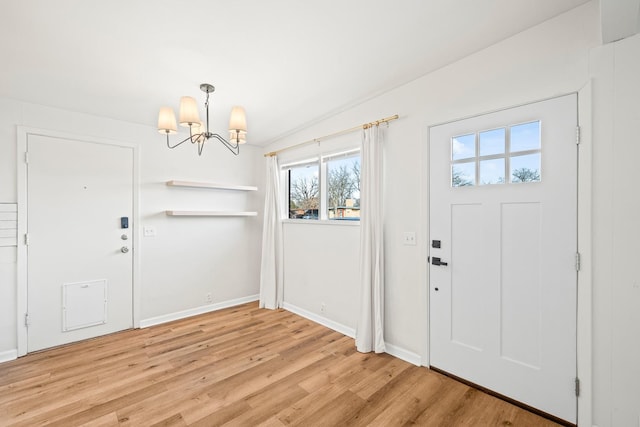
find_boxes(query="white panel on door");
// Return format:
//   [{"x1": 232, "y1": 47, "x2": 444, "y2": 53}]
[
  {"x1": 62, "y1": 280, "x2": 107, "y2": 332},
  {"x1": 500, "y1": 202, "x2": 541, "y2": 369},
  {"x1": 451, "y1": 203, "x2": 485, "y2": 352}
]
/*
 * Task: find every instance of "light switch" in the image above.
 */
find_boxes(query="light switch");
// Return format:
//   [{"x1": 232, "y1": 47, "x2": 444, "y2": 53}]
[
  {"x1": 403, "y1": 232, "x2": 417, "y2": 246},
  {"x1": 143, "y1": 225, "x2": 157, "y2": 237}
]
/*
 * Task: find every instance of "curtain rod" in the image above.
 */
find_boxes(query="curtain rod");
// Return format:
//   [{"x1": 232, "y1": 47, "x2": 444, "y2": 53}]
[{"x1": 264, "y1": 114, "x2": 399, "y2": 157}]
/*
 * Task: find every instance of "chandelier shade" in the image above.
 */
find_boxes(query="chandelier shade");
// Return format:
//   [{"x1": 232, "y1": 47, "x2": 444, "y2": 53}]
[
  {"x1": 158, "y1": 83, "x2": 247, "y2": 156},
  {"x1": 179, "y1": 96, "x2": 200, "y2": 127},
  {"x1": 229, "y1": 106, "x2": 247, "y2": 133},
  {"x1": 157, "y1": 107, "x2": 177, "y2": 134}
]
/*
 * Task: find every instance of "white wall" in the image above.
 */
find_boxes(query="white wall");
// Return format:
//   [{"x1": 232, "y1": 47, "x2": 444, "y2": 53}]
[
  {"x1": 0, "y1": 99, "x2": 22, "y2": 357},
  {"x1": 138, "y1": 125, "x2": 264, "y2": 320},
  {"x1": 0, "y1": 98, "x2": 264, "y2": 355},
  {"x1": 590, "y1": 33, "x2": 640, "y2": 427},
  {"x1": 283, "y1": 221, "x2": 359, "y2": 331}
]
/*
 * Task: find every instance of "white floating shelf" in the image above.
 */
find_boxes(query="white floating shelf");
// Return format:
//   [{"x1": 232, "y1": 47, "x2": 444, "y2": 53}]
[
  {"x1": 166, "y1": 180, "x2": 257, "y2": 191},
  {"x1": 166, "y1": 210, "x2": 258, "y2": 217}
]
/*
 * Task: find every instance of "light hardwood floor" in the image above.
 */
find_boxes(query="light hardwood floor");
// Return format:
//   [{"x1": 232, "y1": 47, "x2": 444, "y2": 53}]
[{"x1": 0, "y1": 302, "x2": 562, "y2": 426}]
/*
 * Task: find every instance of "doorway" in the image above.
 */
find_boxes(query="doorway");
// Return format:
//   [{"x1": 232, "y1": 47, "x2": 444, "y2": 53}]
[
  {"x1": 428, "y1": 94, "x2": 578, "y2": 423},
  {"x1": 17, "y1": 130, "x2": 138, "y2": 353}
]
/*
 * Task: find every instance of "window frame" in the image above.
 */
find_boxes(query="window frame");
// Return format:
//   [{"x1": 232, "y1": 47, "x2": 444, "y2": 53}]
[
  {"x1": 450, "y1": 120, "x2": 542, "y2": 188},
  {"x1": 281, "y1": 148, "x2": 361, "y2": 225}
]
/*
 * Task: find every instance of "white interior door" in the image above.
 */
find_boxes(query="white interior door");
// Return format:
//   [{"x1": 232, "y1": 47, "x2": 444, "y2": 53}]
[
  {"x1": 429, "y1": 94, "x2": 577, "y2": 423},
  {"x1": 27, "y1": 134, "x2": 134, "y2": 352}
]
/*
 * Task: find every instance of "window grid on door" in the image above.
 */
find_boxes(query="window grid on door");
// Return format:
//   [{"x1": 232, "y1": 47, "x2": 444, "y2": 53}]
[{"x1": 450, "y1": 120, "x2": 541, "y2": 187}]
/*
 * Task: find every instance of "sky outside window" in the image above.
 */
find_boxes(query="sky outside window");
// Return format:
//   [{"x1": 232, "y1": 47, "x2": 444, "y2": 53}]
[{"x1": 451, "y1": 121, "x2": 541, "y2": 187}]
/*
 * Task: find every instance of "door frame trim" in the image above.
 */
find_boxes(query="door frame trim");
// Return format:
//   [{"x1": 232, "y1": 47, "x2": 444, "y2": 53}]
[
  {"x1": 420, "y1": 89, "x2": 593, "y2": 426},
  {"x1": 16, "y1": 127, "x2": 141, "y2": 356}
]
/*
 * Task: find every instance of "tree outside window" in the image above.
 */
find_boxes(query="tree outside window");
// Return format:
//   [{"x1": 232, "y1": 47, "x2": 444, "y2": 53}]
[
  {"x1": 326, "y1": 154, "x2": 360, "y2": 220},
  {"x1": 288, "y1": 163, "x2": 319, "y2": 219}
]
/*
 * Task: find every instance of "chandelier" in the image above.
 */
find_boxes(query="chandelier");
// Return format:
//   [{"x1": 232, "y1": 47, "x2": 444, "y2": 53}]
[{"x1": 157, "y1": 83, "x2": 247, "y2": 156}]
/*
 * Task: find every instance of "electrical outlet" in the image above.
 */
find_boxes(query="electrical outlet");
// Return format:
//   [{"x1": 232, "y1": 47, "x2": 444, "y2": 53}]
[
  {"x1": 143, "y1": 225, "x2": 157, "y2": 237},
  {"x1": 403, "y1": 232, "x2": 417, "y2": 246},
  {"x1": 206, "y1": 293, "x2": 212, "y2": 303},
  {"x1": 320, "y1": 303, "x2": 326, "y2": 313}
]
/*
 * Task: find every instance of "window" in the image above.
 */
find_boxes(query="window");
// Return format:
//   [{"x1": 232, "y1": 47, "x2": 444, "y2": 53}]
[
  {"x1": 285, "y1": 159, "x2": 320, "y2": 219},
  {"x1": 451, "y1": 120, "x2": 541, "y2": 187},
  {"x1": 324, "y1": 151, "x2": 360, "y2": 221},
  {"x1": 283, "y1": 149, "x2": 361, "y2": 221}
]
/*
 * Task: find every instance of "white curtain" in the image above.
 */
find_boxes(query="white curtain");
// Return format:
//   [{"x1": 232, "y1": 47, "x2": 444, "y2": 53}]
[
  {"x1": 356, "y1": 125, "x2": 386, "y2": 353},
  {"x1": 259, "y1": 155, "x2": 284, "y2": 309}
]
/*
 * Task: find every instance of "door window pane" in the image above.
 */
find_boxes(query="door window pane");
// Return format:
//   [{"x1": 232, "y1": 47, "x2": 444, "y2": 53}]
[
  {"x1": 451, "y1": 120, "x2": 542, "y2": 189},
  {"x1": 452, "y1": 162, "x2": 475, "y2": 187},
  {"x1": 452, "y1": 134, "x2": 475, "y2": 161},
  {"x1": 511, "y1": 121, "x2": 541, "y2": 152},
  {"x1": 480, "y1": 158, "x2": 505, "y2": 185},
  {"x1": 480, "y1": 128, "x2": 505, "y2": 156},
  {"x1": 510, "y1": 153, "x2": 541, "y2": 183}
]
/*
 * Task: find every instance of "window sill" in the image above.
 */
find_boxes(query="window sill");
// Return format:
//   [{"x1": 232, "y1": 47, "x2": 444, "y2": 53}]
[{"x1": 282, "y1": 219, "x2": 360, "y2": 227}]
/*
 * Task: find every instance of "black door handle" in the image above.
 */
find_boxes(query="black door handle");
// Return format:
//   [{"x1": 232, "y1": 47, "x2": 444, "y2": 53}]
[{"x1": 431, "y1": 257, "x2": 448, "y2": 266}]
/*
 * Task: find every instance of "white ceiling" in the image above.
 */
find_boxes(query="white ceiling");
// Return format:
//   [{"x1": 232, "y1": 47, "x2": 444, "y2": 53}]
[{"x1": 0, "y1": 0, "x2": 591, "y2": 146}]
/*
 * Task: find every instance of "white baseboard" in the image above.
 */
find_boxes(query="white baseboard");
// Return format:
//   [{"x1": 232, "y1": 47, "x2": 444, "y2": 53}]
[
  {"x1": 384, "y1": 342, "x2": 421, "y2": 366},
  {"x1": 140, "y1": 294, "x2": 259, "y2": 328},
  {"x1": 282, "y1": 302, "x2": 356, "y2": 338},
  {"x1": 281, "y1": 303, "x2": 421, "y2": 366},
  {"x1": 0, "y1": 349, "x2": 18, "y2": 364}
]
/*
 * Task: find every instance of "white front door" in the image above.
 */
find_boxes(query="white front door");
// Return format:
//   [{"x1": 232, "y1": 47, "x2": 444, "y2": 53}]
[
  {"x1": 26, "y1": 134, "x2": 134, "y2": 352},
  {"x1": 429, "y1": 94, "x2": 577, "y2": 423}
]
